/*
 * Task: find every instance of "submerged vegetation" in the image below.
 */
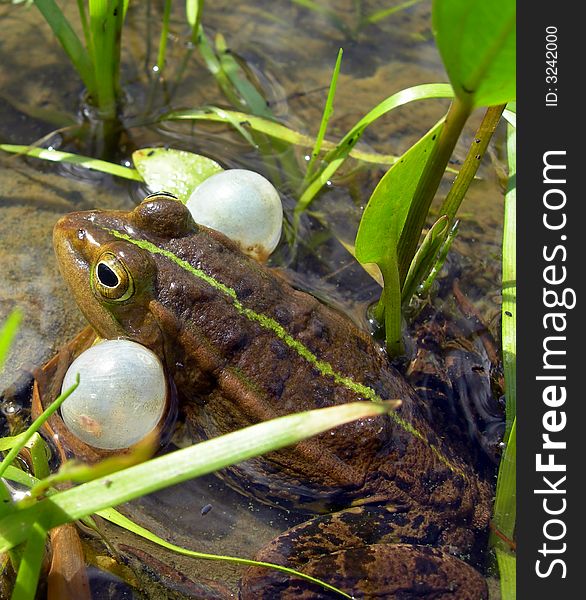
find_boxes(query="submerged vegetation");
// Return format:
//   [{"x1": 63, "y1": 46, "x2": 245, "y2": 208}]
[{"x1": 0, "y1": 0, "x2": 516, "y2": 598}]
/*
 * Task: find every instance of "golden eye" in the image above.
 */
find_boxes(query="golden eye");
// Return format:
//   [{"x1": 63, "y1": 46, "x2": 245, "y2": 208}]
[{"x1": 93, "y1": 252, "x2": 134, "y2": 302}]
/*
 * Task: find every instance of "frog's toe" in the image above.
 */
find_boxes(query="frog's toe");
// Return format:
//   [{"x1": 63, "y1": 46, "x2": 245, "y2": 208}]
[{"x1": 240, "y1": 543, "x2": 487, "y2": 599}]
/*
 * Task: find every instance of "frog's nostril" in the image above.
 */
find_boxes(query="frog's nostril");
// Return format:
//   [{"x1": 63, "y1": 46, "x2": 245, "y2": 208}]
[{"x1": 77, "y1": 228, "x2": 86, "y2": 240}]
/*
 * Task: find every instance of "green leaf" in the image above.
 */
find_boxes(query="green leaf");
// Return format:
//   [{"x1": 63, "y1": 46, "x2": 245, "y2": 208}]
[
  {"x1": 163, "y1": 108, "x2": 400, "y2": 165},
  {"x1": 355, "y1": 120, "x2": 444, "y2": 265},
  {"x1": 303, "y1": 48, "x2": 343, "y2": 185},
  {"x1": 433, "y1": 0, "x2": 516, "y2": 108},
  {"x1": 132, "y1": 148, "x2": 224, "y2": 202},
  {"x1": 0, "y1": 400, "x2": 398, "y2": 552}
]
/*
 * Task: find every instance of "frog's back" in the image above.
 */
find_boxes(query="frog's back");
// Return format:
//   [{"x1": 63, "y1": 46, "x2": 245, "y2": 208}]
[{"x1": 151, "y1": 226, "x2": 489, "y2": 530}]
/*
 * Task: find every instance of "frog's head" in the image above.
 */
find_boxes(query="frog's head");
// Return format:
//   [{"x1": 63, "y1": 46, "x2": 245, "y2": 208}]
[{"x1": 53, "y1": 193, "x2": 198, "y2": 351}]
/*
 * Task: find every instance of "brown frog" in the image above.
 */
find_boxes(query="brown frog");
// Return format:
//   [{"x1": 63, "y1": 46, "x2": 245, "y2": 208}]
[{"x1": 50, "y1": 193, "x2": 493, "y2": 599}]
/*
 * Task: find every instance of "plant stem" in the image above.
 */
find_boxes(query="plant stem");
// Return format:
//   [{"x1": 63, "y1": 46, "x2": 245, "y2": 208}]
[
  {"x1": 397, "y1": 96, "x2": 471, "y2": 282},
  {"x1": 439, "y1": 104, "x2": 506, "y2": 223},
  {"x1": 156, "y1": 0, "x2": 173, "y2": 75}
]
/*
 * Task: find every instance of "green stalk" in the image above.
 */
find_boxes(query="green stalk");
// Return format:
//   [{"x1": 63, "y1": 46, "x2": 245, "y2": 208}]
[
  {"x1": 439, "y1": 104, "x2": 506, "y2": 223},
  {"x1": 10, "y1": 523, "x2": 47, "y2": 600},
  {"x1": 302, "y1": 48, "x2": 343, "y2": 186},
  {"x1": 397, "y1": 96, "x2": 471, "y2": 281},
  {"x1": 88, "y1": 0, "x2": 124, "y2": 120},
  {"x1": 156, "y1": 0, "x2": 173, "y2": 75}
]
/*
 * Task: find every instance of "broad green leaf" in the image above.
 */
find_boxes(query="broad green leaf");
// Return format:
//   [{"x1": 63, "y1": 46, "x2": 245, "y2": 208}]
[
  {"x1": 132, "y1": 148, "x2": 224, "y2": 202},
  {"x1": 433, "y1": 0, "x2": 516, "y2": 108},
  {"x1": 0, "y1": 400, "x2": 397, "y2": 551},
  {"x1": 355, "y1": 120, "x2": 444, "y2": 265}
]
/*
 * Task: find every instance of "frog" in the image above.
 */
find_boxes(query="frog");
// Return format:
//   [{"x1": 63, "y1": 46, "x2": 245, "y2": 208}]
[{"x1": 50, "y1": 192, "x2": 493, "y2": 599}]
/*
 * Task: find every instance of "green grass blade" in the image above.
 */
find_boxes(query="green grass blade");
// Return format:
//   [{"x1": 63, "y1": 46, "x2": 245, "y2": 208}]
[
  {"x1": 490, "y1": 122, "x2": 516, "y2": 597},
  {"x1": 155, "y1": 0, "x2": 173, "y2": 74},
  {"x1": 303, "y1": 48, "x2": 343, "y2": 185},
  {"x1": 100, "y1": 508, "x2": 350, "y2": 598},
  {"x1": 0, "y1": 145, "x2": 143, "y2": 180},
  {"x1": 34, "y1": 0, "x2": 96, "y2": 95},
  {"x1": 296, "y1": 83, "x2": 454, "y2": 217},
  {"x1": 10, "y1": 523, "x2": 47, "y2": 600},
  {"x1": 0, "y1": 400, "x2": 398, "y2": 552},
  {"x1": 364, "y1": 0, "x2": 424, "y2": 25},
  {"x1": 495, "y1": 546, "x2": 516, "y2": 600},
  {"x1": 501, "y1": 123, "x2": 516, "y2": 437},
  {"x1": 163, "y1": 108, "x2": 400, "y2": 164},
  {"x1": 0, "y1": 377, "x2": 79, "y2": 480},
  {"x1": 0, "y1": 309, "x2": 22, "y2": 372}
]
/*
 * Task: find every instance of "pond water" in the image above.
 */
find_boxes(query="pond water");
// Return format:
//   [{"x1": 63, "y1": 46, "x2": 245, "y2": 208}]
[{"x1": 0, "y1": 1, "x2": 506, "y2": 598}]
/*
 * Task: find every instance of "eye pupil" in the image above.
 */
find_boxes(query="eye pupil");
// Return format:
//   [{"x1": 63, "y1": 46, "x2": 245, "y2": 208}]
[{"x1": 97, "y1": 262, "x2": 119, "y2": 288}]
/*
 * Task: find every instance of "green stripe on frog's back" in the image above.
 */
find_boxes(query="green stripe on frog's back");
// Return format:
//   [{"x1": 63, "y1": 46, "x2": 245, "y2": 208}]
[{"x1": 105, "y1": 227, "x2": 461, "y2": 475}]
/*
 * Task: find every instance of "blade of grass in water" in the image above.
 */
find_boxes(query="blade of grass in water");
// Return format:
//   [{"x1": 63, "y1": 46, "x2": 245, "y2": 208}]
[
  {"x1": 0, "y1": 400, "x2": 398, "y2": 551},
  {"x1": 0, "y1": 145, "x2": 142, "y2": 180},
  {"x1": 490, "y1": 122, "x2": 516, "y2": 599},
  {"x1": 100, "y1": 508, "x2": 351, "y2": 598},
  {"x1": 163, "y1": 108, "x2": 400, "y2": 165},
  {"x1": 303, "y1": 48, "x2": 343, "y2": 186},
  {"x1": 501, "y1": 123, "x2": 516, "y2": 437},
  {"x1": 155, "y1": 0, "x2": 173, "y2": 74}
]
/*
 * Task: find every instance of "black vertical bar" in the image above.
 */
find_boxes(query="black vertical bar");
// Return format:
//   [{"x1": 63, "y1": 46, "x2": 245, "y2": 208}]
[{"x1": 517, "y1": 2, "x2": 582, "y2": 596}]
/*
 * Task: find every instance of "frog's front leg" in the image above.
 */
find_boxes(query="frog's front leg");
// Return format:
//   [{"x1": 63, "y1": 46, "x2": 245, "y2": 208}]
[{"x1": 240, "y1": 505, "x2": 488, "y2": 599}]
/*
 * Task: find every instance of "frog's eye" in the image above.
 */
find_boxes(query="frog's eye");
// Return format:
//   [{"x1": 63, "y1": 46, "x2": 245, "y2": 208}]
[{"x1": 93, "y1": 252, "x2": 134, "y2": 302}]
